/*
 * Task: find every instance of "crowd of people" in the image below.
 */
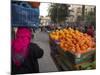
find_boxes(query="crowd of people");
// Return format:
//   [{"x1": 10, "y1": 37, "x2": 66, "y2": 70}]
[{"x1": 40, "y1": 22, "x2": 95, "y2": 38}]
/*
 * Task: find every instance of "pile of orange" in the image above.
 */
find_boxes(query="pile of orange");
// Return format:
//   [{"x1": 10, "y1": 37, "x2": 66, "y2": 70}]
[{"x1": 49, "y1": 28, "x2": 96, "y2": 54}]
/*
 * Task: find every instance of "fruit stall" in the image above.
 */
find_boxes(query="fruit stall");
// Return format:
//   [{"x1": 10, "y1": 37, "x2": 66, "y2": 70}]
[{"x1": 49, "y1": 28, "x2": 96, "y2": 71}]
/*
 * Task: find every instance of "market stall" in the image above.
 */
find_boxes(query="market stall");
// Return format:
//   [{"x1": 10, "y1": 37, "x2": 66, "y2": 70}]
[{"x1": 49, "y1": 28, "x2": 96, "y2": 71}]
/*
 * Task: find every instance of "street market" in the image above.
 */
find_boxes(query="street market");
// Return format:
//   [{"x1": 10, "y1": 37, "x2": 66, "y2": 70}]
[{"x1": 11, "y1": 1, "x2": 96, "y2": 74}]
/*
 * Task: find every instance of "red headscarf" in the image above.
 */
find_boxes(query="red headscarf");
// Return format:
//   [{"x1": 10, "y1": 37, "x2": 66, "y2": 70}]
[{"x1": 12, "y1": 28, "x2": 32, "y2": 67}]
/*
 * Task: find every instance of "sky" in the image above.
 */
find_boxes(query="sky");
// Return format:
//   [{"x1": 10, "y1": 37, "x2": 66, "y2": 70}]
[{"x1": 39, "y1": 3, "x2": 51, "y2": 17}]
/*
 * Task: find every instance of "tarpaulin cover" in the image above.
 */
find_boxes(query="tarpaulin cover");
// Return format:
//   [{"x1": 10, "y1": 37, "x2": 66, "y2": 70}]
[{"x1": 11, "y1": 2, "x2": 40, "y2": 27}]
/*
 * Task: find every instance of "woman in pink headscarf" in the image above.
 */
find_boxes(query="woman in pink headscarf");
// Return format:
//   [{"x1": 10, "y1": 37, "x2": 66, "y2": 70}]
[{"x1": 11, "y1": 27, "x2": 44, "y2": 74}]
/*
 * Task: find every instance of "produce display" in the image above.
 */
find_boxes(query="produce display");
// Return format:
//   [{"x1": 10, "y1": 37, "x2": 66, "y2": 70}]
[{"x1": 49, "y1": 28, "x2": 96, "y2": 54}]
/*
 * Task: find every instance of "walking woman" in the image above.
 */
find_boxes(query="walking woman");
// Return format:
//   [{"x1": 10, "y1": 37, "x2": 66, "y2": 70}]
[{"x1": 11, "y1": 28, "x2": 44, "y2": 74}]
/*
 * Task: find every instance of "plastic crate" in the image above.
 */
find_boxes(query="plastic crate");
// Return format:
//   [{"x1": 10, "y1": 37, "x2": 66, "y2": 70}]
[{"x1": 11, "y1": 2, "x2": 40, "y2": 27}]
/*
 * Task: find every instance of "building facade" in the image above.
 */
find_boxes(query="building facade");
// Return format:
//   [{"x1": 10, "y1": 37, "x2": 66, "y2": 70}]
[
  {"x1": 67, "y1": 5, "x2": 95, "y2": 22},
  {"x1": 39, "y1": 16, "x2": 51, "y2": 27}
]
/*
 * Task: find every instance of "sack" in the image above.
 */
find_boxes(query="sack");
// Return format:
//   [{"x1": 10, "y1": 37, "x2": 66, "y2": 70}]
[{"x1": 11, "y1": 2, "x2": 40, "y2": 27}]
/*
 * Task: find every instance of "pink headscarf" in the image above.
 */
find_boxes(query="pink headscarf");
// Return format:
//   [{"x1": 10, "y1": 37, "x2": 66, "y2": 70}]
[{"x1": 12, "y1": 28, "x2": 32, "y2": 67}]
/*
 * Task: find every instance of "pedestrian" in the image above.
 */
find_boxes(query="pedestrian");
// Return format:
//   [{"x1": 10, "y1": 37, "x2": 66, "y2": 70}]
[
  {"x1": 87, "y1": 25, "x2": 94, "y2": 37},
  {"x1": 32, "y1": 27, "x2": 35, "y2": 33},
  {"x1": 11, "y1": 28, "x2": 44, "y2": 74}
]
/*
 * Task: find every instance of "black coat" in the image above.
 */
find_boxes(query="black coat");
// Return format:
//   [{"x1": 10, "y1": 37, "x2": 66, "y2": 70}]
[{"x1": 11, "y1": 43, "x2": 44, "y2": 75}]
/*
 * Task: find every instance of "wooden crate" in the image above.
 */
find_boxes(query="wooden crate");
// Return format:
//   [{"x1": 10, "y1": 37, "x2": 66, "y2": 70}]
[
  {"x1": 51, "y1": 53, "x2": 74, "y2": 71},
  {"x1": 57, "y1": 46, "x2": 95, "y2": 65},
  {"x1": 51, "y1": 52, "x2": 95, "y2": 70},
  {"x1": 75, "y1": 60, "x2": 96, "y2": 70},
  {"x1": 49, "y1": 38, "x2": 96, "y2": 70}
]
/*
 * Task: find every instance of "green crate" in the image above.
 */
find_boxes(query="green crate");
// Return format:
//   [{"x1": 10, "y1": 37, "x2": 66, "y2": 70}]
[
  {"x1": 49, "y1": 39, "x2": 95, "y2": 66},
  {"x1": 78, "y1": 60, "x2": 96, "y2": 70},
  {"x1": 57, "y1": 45, "x2": 95, "y2": 65}
]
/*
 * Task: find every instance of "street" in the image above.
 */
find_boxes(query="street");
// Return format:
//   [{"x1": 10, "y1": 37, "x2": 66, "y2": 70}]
[{"x1": 32, "y1": 30, "x2": 58, "y2": 72}]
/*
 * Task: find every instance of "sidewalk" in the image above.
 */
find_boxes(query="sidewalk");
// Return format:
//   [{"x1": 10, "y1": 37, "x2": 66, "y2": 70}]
[{"x1": 32, "y1": 30, "x2": 58, "y2": 72}]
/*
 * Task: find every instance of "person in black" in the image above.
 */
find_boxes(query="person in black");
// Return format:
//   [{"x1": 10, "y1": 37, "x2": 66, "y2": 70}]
[
  {"x1": 11, "y1": 29, "x2": 44, "y2": 75},
  {"x1": 12, "y1": 43, "x2": 44, "y2": 74}
]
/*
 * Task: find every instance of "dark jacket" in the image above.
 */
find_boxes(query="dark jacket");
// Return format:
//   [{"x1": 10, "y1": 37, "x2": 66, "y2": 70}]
[{"x1": 11, "y1": 43, "x2": 44, "y2": 75}]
